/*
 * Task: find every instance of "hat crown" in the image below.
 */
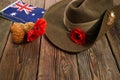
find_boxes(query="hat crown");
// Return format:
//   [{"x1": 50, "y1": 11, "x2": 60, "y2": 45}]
[{"x1": 64, "y1": 0, "x2": 113, "y2": 32}]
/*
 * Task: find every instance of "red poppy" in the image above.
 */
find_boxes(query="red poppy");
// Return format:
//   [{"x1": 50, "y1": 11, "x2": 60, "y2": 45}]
[
  {"x1": 34, "y1": 18, "x2": 47, "y2": 35},
  {"x1": 27, "y1": 18, "x2": 47, "y2": 42},
  {"x1": 70, "y1": 28, "x2": 85, "y2": 45},
  {"x1": 27, "y1": 30, "x2": 39, "y2": 42}
]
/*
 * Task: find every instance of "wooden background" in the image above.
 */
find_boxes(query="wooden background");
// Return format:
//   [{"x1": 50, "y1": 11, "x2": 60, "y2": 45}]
[{"x1": 0, "y1": 0, "x2": 120, "y2": 80}]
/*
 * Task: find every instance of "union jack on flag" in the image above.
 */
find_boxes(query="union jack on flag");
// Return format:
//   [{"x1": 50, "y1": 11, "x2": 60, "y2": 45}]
[{"x1": 0, "y1": 0, "x2": 45, "y2": 23}]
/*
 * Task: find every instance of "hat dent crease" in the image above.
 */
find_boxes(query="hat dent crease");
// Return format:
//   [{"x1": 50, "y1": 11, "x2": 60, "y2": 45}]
[{"x1": 44, "y1": 0, "x2": 118, "y2": 53}]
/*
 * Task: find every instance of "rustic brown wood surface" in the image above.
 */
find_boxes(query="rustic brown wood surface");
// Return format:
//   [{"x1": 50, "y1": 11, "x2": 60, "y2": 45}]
[{"x1": 0, "y1": 0, "x2": 120, "y2": 80}]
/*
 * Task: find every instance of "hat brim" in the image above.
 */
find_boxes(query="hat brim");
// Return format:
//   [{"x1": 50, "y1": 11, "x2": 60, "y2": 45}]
[{"x1": 44, "y1": 0, "x2": 116, "y2": 53}]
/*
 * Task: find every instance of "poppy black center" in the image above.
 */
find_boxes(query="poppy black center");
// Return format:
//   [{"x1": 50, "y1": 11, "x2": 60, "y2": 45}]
[{"x1": 75, "y1": 34, "x2": 81, "y2": 40}]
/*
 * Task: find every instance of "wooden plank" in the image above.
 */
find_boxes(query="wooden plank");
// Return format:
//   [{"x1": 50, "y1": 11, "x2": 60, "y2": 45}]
[
  {"x1": 77, "y1": 36, "x2": 120, "y2": 80},
  {"x1": 0, "y1": 35, "x2": 40, "y2": 80},
  {"x1": 0, "y1": 0, "x2": 12, "y2": 10},
  {"x1": 0, "y1": 18, "x2": 12, "y2": 58},
  {"x1": 0, "y1": 0, "x2": 44, "y2": 80},
  {"x1": 44, "y1": 0, "x2": 56, "y2": 10},
  {"x1": 107, "y1": 20, "x2": 120, "y2": 70},
  {"x1": 38, "y1": 36, "x2": 79, "y2": 80},
  {"x1": 0, "y1": 0, "x2": 16, "y2": 58}
]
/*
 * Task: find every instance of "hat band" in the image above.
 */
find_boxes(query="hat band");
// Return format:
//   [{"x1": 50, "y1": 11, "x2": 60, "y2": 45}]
[{"x1": 63, "y1": 13, "x2": 99, "y2": 32}]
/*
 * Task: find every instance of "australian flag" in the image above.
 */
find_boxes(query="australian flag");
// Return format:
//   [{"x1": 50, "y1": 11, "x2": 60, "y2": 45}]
[{"x1": 0, "y1": 0, "x2": 45, "y2": 23}]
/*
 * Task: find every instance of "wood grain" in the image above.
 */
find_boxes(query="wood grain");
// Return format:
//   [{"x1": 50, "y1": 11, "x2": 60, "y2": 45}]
[
  {"x1": 38, "y1": 36, "x2": 79, "y2": 80},
  {"x1": 44, "y1": 0, "x2": 56, "y2": 10},
  {"x1": 0, "y1": 0, "x2": 12, "y2": 10},
  {"x1": 0, "y1": 18, "x2": 12, "y2": 58},
  {"x1": 107, "y1": 20, "x2": 120, "y2": 70},
  {"x1": 77, "y1": 36, "x2": 120, "y2": 80},
  {"x1": 0, "y1": 0, "x2": 16, "y2": 59},
  {"x1": 0, "y1": 35, "x2": 40, "y2": 80}
]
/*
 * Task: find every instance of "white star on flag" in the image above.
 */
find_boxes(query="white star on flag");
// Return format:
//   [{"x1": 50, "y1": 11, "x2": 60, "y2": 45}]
[
  {"x1": 32, "y1": 13, "x2": 35, "y2": 16},
  {"x1": 41, "y1": 11, "x2": 45, "y2": 14},
  {"x1": 10, "y1": 12, "x2": 17, "y2": 16}
]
